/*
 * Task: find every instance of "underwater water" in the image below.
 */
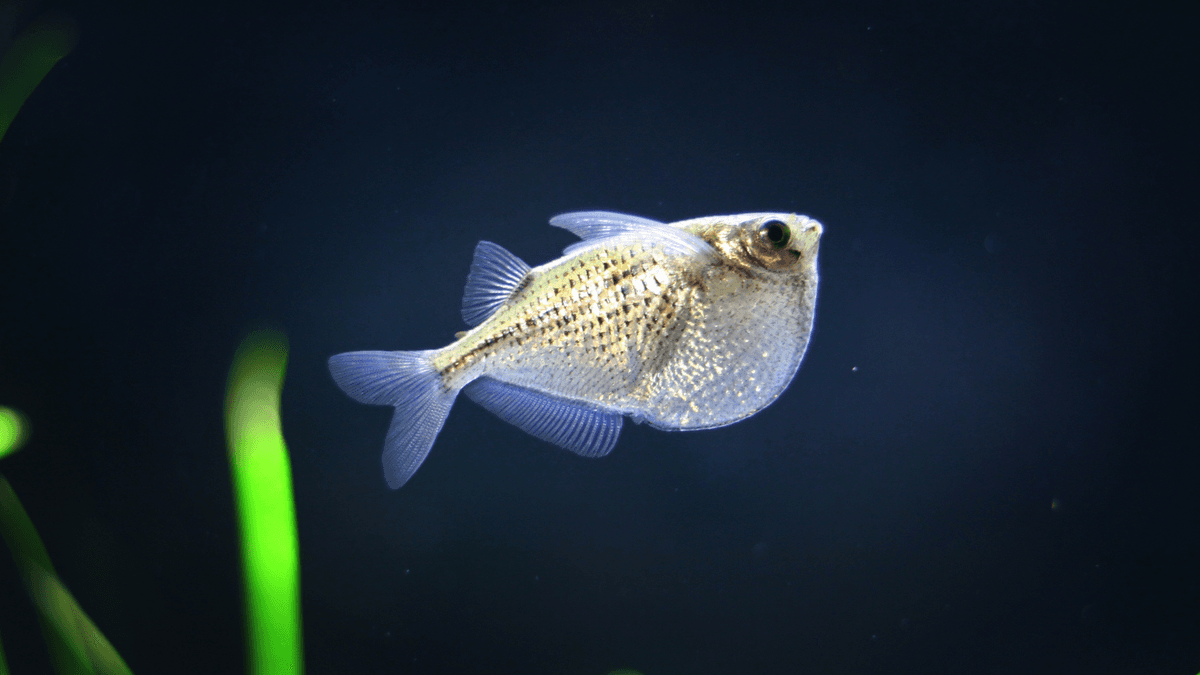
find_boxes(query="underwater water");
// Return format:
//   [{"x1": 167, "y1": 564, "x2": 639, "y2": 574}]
[{"x1": 1, "y1": 1, "x2": 1197, "y2": 674}]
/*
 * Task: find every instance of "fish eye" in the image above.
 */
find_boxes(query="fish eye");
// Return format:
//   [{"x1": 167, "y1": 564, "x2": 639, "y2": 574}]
[{"x1": 759, "y1": 220, "x2": 790, "y2": 249}]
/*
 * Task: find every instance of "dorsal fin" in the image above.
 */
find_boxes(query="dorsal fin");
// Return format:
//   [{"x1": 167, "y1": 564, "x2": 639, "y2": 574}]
[
  {"x1": 461, "y1": 241, "x2": 532, "y2": 326},
  {"x1": 549, "y1": 211, "x2": 716, "y2": 258}
]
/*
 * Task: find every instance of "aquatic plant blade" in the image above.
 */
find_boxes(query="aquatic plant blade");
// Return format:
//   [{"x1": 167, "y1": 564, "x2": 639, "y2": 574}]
[
  {"x1": 29, "y1": 565, "x2": 133, "y2": 674},
  {"x1": 224, "y1": 330, "x2": 304, "y2": 675},
  {"x1": 0, "y1": 12, "x2": 78, "y2": 144},
  {"x1": 0, "y1": 475, "x2": 132, "y2": 674}
]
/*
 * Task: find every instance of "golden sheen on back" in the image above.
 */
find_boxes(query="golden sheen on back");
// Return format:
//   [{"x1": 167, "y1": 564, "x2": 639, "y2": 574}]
[{"x1": 329, "y1": 211, "x2": 823, "y2": 488}]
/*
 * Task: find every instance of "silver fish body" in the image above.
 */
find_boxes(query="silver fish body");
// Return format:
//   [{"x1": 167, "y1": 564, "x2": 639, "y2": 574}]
[{"x1": 330, "y1": 211, "x2": 822, "y2": 488}]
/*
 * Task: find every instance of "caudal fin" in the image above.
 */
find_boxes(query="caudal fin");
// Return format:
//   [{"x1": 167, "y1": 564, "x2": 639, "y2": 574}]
[{"x1": 328, "y1": 350, "x2": 456, "y2": 489}]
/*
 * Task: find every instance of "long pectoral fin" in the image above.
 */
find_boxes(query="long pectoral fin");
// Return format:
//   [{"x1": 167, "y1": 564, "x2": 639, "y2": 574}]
[
  {"x1": 549, "y1": 211, "x2": 716, "y2": 259},
  {"x1": 462, "y1": 377, "x2": 623, "y2": 458},
  {"x1": 549, "y1": 211, "x2": 666, "y2": 239}
]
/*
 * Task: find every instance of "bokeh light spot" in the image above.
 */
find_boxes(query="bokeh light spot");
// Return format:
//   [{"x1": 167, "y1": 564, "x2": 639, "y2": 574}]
[{"x1": 0, "y1": 406, "x2": 29, "y2": 458}]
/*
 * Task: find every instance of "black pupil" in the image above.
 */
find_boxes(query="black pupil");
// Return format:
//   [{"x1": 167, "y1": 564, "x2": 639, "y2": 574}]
[{"x1": 764, "y1": 221, "x2": 787, "y2": 248}]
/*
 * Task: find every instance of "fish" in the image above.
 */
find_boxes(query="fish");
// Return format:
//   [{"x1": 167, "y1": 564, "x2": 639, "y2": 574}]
[{"x1": 329, "y1": 210, "x2": 823, "y2": 488}]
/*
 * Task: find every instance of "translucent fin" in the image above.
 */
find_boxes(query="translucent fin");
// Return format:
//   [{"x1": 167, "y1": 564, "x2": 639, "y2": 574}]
[
  {"x1": 549, "y1": 211, "x2": 667, "y2": 239},
  {"x1": 462, "y1": 377, "x2": 623, "y2": 458},
  {"x1": 461, "y1": 241, "x2": 532, "y2": 326},
  {"x1": 549, "y1": 211, "x2": 716, "y2": 258},
  {"x1": 328, "y1": 350, "x2": 457, "y2": 489}
]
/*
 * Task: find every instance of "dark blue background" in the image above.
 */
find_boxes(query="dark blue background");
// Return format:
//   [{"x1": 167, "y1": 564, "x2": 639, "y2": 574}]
[{"x1": 1, "y1": 1, "x2": 1197, "y2": 673}]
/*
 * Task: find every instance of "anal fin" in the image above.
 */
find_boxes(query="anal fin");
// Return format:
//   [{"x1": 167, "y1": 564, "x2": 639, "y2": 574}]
[{"x1": 462, "y1": 377, "x2": 623, "y2": 458}]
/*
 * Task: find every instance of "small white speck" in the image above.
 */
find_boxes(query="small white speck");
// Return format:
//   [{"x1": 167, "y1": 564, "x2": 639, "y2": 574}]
[
  {"x1": 404, "y1": 569, "x2": 410, "y2": 575},
  {"x1": 852, "y1": 366, "x2": 858, "y2": 372}
]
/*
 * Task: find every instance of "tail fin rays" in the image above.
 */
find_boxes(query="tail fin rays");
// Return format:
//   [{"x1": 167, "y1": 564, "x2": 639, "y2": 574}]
[{"x1": 328, "y1": 350, "x2": 457, "y2": 489}]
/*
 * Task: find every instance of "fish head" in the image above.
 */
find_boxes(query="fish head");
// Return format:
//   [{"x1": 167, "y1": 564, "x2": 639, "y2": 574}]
[{"x1": 681, "y1": 213, "x2": 823, "y2": 275}]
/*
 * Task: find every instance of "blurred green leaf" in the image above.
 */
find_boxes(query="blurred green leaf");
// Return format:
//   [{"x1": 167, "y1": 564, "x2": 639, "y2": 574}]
[
  {"x1": 0, "y1": 11, "x2": 77, "y2": 144},
  {"x1": 224, "y1": 330, "x2": 304, "y2": 675},
  {"x1": 0, "y1": 475, "x2": 133, "y2": 674}
]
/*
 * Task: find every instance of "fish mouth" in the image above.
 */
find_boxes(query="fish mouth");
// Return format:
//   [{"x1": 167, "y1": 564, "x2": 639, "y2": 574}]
[{"x1": 789, "y1": 216, "x2": 822, "y2": 259}]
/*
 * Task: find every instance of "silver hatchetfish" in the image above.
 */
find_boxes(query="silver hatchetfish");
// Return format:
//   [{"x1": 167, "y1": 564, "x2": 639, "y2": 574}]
[{"x1": 329, "y1": 210, "x2": 823, "y2": 488}]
